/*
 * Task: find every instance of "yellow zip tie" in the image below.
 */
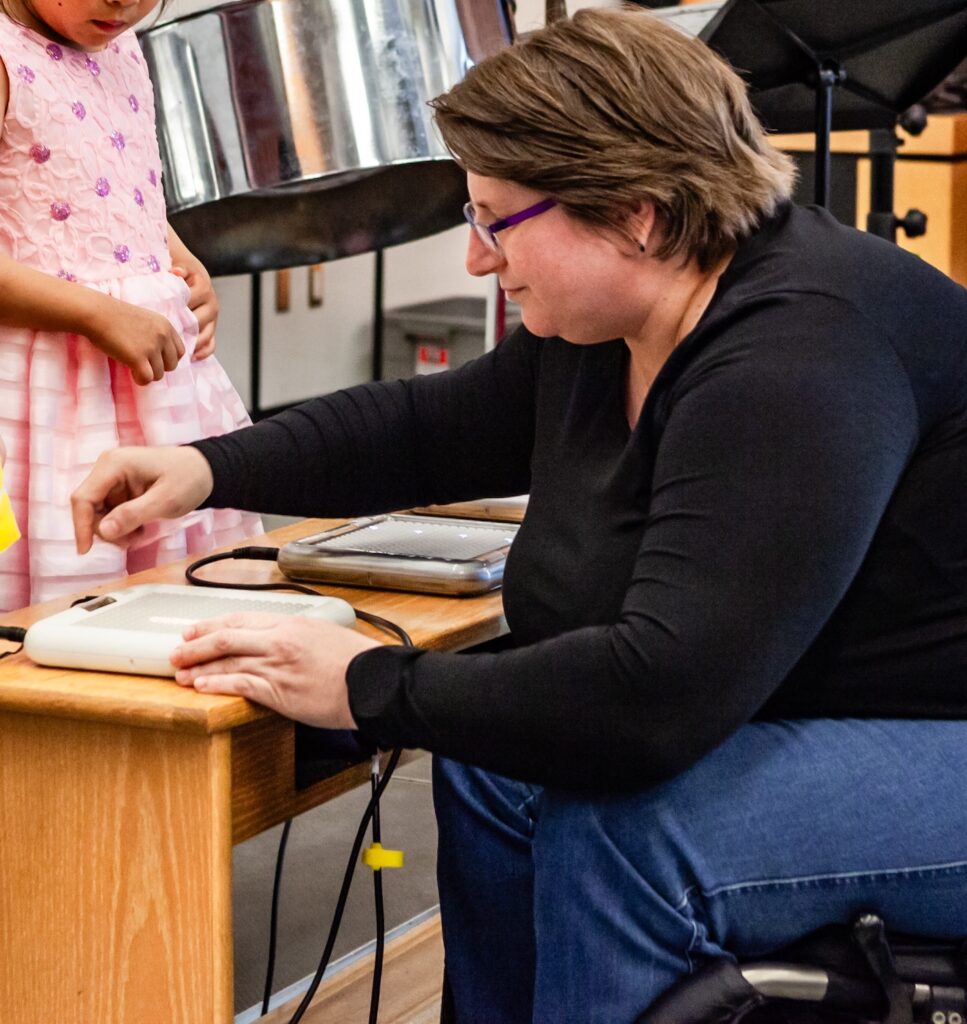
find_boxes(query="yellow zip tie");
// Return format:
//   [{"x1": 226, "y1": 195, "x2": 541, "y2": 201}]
[
  {"x1": 362, "y1": 842, "x2": 404, "y2": 871},
  {"x1": 0, "y1": 465, "x2": 20, "y2": 553}
]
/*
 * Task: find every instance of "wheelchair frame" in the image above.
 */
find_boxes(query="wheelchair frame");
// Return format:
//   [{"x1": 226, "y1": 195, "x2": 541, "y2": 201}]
[{"x1": 637, "y1": 914, "x2": 967, "y2": 1024}]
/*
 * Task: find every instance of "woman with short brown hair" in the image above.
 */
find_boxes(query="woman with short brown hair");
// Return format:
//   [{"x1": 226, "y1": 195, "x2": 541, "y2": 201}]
[{"x1": 431, "y1": 7, "x2": 796, "y2": 270}]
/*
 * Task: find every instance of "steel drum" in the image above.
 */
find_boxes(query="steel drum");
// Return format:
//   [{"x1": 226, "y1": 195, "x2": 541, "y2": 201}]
[{"x1": 140, "y1": 0, "x2": 512, "y2": 275}]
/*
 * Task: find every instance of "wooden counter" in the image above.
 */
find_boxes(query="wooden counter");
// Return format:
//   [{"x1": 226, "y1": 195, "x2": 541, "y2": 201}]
[{"x1": 0, "y1": 519, "x2": 507, "y2": 1023}]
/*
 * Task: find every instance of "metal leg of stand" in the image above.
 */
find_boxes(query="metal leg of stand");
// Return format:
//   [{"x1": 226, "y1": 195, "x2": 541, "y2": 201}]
[
  {"x1": 372, "y1": 249, "x2": 384, "y2": 381},
  {"x1": 814, "y1": 70, "x2": 835, "y2": 208},
  {"x1": 249, "y1": 271, "x2": 263, "y2": 419},
  {"x1": 866, "y1": 129, "x2": 899, "y2": 243},
  {"x1": 813, "y1": 64, "x2": 848, "y2": 210}
]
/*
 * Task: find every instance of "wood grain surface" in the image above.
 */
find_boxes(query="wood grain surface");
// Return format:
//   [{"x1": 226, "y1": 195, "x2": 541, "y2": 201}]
[{"x1": 0, "y1": 518, "x2": 507, "y2": 734}]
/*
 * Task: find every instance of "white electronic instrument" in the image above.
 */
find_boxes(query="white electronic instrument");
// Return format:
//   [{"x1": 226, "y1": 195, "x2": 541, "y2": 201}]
[{"x1": 24, "y1": 584, "x2": 356, "y2": 678}]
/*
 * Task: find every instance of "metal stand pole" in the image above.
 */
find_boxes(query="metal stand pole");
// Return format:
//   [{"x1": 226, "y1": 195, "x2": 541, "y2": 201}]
[
  {"x1": 371, "y1": 250, "x2": 385, "y2": 381},
  {"x1": 813, "y1": 64, "x2": 845, "y2": 208},
  {"x1": 249, "y1": 272, "x2": 263, "y2": 419},
  {"x1": 866, "y1": 129, "x2": 899, "y2": 242}
]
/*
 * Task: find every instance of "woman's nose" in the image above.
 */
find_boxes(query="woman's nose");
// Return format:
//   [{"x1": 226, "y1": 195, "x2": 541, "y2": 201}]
[{"x1": 465, "y1": 231, "x2": 505, "y2": 278}]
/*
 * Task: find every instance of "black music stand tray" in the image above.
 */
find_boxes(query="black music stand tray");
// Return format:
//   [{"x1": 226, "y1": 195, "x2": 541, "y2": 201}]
[
  {"x1": 654, "y1": 1, "x2": 967, "y2": 238},
  {"x1": 700, "y1": 1, "x2": 966, "y2": 218}
]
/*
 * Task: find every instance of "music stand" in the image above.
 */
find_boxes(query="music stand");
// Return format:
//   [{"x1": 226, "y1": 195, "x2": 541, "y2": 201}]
[{"x1": 652, "y1": 1, "x2": 967, "y2": 237}]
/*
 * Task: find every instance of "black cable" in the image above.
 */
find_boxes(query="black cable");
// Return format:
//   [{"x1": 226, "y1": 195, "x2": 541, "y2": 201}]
[
  {"x1": 285, "y1": 746, "x2": 404, "y2": 1024},
  {"x1": 185, "y1": 546, "x2": 282, "y2": 587},
  {"x1": 0, "y1": 624, "x2": 25, "y2": 660},
  {"x1": 261, "y1": 818, "x2": 293, "y2": 1016},
  {"x1": 369, "y1": 761, "x2": 385, "y2": 1024},
  {"x1": 183, "y1": 546, "x2": 413, "y2": 1021}
]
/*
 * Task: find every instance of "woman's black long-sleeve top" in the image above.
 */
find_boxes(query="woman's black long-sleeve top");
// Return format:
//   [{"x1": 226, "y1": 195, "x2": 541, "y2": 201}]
[{"x1": 193, "y1": 204, "x2": 967, "y2": 792}]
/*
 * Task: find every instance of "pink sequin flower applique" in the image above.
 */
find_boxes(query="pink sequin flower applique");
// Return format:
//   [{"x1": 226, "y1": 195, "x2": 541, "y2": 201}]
[
  {"x1": 57, "y1": 270, "x2": 77, "y2": 282},
  {"x1": 29, "y1": 144, "x2": 51, "y2": 164},
  {"x1": 110, "y1": 130, "x2": 125, "y2": 151},
  {"x1": 147, "y1": 255, "x2": 161, "y2": 273},
  {"x1": 128, "y1": 95, "x2": 139, "y2": 113},
  {"x1": 85, "y1": 56, "x2": 100, "y2": 77},
  {"x1": 95, "y1": 178, "x2": 111, "y2": 197},
  {"x1": 133, "y1": 188, "x2": 144, "y2": 207},
  {"x1": 114, "y1": 245, "x2": 131, "y2": 264},
  {"x1": 72, "y1": 101, "x2": 86, "y2": 120},
  {"x1": 16, "y1": 65, "x2": 34, "y2": 84},
  {"x1": 45, "y1": 43, "x2": 63, "y2": 61},
  {"x1": 50, "y1": 202, "x2": 71, "y2": 221}
]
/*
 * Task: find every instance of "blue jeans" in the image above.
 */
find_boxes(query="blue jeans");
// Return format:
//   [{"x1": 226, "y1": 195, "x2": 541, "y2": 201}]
[{"x1": 433, "y1": 719, "x2": 967, "y2": 1023}]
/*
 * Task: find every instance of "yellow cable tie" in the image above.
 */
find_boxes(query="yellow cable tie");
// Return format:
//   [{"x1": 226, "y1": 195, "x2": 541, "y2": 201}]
[{"x1": 362, "y1": 842, "x2": 405, "y2": 871}]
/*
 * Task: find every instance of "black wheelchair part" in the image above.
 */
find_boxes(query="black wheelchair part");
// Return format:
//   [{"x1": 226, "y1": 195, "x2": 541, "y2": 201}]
[{"x1": 637, "y1": 914, "x2": 967, "y2": 1024}]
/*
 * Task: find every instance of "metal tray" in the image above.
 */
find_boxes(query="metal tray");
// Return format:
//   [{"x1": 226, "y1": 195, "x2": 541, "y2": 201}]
[{"x1": 278, "y1": 513, "x2": 519, "y2": 595}]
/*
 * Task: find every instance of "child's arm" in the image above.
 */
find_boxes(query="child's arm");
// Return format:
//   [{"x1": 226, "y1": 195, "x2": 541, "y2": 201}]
[
  {"x1": 0, "y1": 255, "x2": 186, "y2": 384},
  {"x1": 0, "y1": 59, "x2": 184, "y2": 385},
  {"x1": 168, "y1": 225, "x2": 219, "y2": 360}
]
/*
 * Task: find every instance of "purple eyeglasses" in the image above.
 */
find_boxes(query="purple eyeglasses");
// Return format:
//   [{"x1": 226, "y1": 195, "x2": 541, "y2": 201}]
[{"x1": 463, "y1": 197, "x2": 558, "y2": 254}]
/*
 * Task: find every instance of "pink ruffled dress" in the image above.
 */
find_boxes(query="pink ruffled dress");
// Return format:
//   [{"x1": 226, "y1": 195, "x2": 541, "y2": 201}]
[{"x1": 0, "y1": 17, "x2": 262, "y2": 612}]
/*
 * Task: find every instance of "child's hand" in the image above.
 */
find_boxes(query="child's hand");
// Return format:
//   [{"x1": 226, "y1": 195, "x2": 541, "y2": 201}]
[
  {"x1": 87, "y1": 299, "x2": 185, "y2": 385},
  {"x1": 171, "y1": 259, "x2": 219, "y2": 360}
]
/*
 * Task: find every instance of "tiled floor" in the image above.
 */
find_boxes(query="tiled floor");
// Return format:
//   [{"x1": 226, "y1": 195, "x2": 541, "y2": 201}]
[{"x1": 232, "y1": 748, "x2": 439, "y2": 1015}]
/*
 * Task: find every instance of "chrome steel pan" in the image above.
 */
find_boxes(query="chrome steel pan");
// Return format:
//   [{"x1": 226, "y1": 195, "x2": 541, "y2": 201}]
[{"x1": 140, "y1": 0, "x2": 512, "y2": 274}]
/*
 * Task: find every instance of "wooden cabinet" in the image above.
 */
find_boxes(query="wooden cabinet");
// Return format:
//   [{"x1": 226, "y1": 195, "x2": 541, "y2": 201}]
[{"x1": 774, "y1": 113, "x2": 967, "y2": 287}]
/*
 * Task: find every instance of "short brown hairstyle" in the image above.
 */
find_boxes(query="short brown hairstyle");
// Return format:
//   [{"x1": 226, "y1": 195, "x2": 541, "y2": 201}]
[{"x1": 430, "y1": 7, "x2": 796, "y2": 269}]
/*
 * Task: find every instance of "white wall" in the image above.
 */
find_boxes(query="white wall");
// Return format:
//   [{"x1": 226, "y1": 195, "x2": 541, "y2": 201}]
[{"x1": 214, "y1": 227, "x2": 485, "y2": 412}]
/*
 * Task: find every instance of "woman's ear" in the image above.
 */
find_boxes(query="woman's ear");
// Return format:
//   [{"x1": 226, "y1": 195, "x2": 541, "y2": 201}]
[{"x1": 629, "y1": 200, "x2": 657, "y2": 254}]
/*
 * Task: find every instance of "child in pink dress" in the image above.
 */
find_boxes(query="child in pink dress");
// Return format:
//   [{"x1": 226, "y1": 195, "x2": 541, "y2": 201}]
[{"x1": 0, "y1": 0, "x2": 261, "y2": 611}]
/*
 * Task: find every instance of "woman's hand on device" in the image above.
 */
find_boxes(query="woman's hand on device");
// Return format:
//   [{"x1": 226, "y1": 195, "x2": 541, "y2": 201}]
[
  {"x1": 71, "y1": 445, "x2": 214, "y2": 553},
  {"x1": 170, "y1": 613, "x2": 383, "y2": 728},
  {"x1": 87, "y1": 299, "x2": 185, "y2": 384}
]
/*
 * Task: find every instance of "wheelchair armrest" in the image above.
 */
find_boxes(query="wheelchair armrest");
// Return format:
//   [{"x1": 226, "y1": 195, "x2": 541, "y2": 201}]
[
  {"x1": 742, "y1": 962, "x2": 886, "y2": 1015},
  {"x1": 634, "y1": 959, "x2": 765, "y2": 1023},
  {"x1": 638, "y1": 959, "x2": 916, "y2": 1023}
]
